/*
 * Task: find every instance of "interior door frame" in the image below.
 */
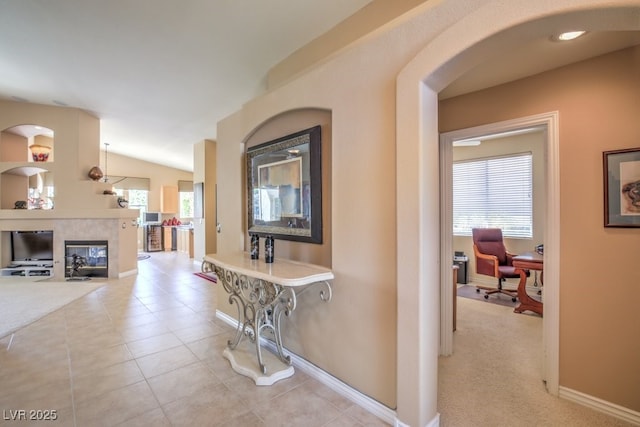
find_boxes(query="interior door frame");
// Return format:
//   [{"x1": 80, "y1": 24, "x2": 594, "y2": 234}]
[{"x1": 439, "y1": 111, "x2": 560, "y2": 395}]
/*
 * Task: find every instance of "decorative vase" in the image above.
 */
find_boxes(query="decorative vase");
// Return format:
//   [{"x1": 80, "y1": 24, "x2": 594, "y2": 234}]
[
  {"x1": 29, "y1": 144, "x2": 51, "y2": 162},
  {"x1": 250, "y1": 234, "x2": 259, "y2": 259},
  {"x1": 265, "y1": 235, "x2": 274, "y2": 263},
  {"x1": 88, "y1": 166, "x2": 104, "y2": 181}
]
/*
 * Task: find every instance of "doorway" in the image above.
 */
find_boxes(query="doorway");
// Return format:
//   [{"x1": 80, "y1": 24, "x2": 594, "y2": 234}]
[{"x1": 439, "y1": 112, "x2": 560, "y2": 393}]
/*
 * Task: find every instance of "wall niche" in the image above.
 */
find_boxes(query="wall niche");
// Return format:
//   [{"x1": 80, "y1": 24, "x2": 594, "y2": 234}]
[{"x1": 0, "y1": 124, "x2": 55, "y2": 210}]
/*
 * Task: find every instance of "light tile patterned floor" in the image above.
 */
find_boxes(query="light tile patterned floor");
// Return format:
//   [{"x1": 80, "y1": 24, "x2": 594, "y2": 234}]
[{"x1": 0, "y1": 251, "x2": 386, "y2": 426}]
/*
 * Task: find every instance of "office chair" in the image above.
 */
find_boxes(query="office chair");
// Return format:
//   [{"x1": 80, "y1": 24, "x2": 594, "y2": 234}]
[{"x1": 472, "y1": 228, "x2": 527, "y2": 302}]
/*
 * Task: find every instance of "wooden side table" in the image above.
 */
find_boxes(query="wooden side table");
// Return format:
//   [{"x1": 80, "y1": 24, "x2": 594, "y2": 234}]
[{"x1": 512, "y1": 253, "x2": 543, "y2": 316}]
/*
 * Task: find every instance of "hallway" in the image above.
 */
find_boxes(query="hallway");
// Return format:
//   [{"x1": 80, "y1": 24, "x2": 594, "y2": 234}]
[{"x1": 0, "y1": 252, "x2": 384, "y2": 426}]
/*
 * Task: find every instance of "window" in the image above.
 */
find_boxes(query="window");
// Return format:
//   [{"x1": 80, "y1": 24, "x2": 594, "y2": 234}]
[
  {"x1": 114, "y1": 188, "x2": 148, "y2": 224},
  {"x1": 178, "y1": 180, "x2": 194, "y2": 218},
  {"x1": 453, "y1": 153, "x2": 532, "y2": 238},
  {"x1": 109, "y1": 176, "x2": 150, "y2": 224},
  {"x1": 179, "y1": 191, "x2": 193, "y2": 218}
]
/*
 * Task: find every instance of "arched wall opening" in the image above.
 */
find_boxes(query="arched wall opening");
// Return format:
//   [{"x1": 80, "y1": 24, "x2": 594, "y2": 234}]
[{"x1": 396, "y1": 2, "x2": 639, "y2": 426}]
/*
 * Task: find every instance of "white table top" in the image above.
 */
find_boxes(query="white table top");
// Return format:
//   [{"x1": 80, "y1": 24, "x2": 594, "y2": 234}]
[{"x1": 203, "y1": 252, "x2": 334, "y2": 287}]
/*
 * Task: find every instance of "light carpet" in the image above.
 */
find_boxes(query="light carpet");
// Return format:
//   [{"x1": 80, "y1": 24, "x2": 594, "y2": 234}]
[
  {"x1": 0, "y1": 277, "x2": 104, "y2": 339},
  {"x1": 439, "y1": 297, "x2": 632, "y2": 426}
]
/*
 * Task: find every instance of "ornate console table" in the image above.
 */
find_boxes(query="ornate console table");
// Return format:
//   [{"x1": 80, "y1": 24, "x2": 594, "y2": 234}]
[{"x1": 202, "y1": 252, "x2": 333, "y2": 385}]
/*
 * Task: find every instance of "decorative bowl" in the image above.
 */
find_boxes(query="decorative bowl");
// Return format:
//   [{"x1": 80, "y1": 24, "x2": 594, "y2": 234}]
[
  {"x1": 88, "y1": 166, "x2": 104, "y2": 181},
  {"x1": 30, "y1": 144, "x2": 51, "y2": 162}
]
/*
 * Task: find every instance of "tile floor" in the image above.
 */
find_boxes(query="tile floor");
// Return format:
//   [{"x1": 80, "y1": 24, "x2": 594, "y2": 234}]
[{"x1": 0, "y1": 252, "x2": 387, "y2": 426}]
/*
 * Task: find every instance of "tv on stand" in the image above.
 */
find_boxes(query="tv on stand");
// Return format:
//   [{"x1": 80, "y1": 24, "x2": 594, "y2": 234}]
[{"x1": 4, "y1": 231, "x2": 54, "y2": 276}]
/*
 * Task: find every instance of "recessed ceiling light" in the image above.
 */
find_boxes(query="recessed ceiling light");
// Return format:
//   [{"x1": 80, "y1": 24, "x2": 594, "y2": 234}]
[{"x1": 553, "y1": 31, "x2": 587, "y2": 41}]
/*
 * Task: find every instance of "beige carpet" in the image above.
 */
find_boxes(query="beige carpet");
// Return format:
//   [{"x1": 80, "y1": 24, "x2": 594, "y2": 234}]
[
  {"x1": 0, "y1": 277, "x2": 104, "y2": 339},
  {"x1": 438, "y1": 297, "x2": 633, "y2": 426}
]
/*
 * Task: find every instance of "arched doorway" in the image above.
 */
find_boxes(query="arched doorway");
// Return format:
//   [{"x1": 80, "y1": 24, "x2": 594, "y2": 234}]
[{"x1": 395, "y1": 2, "x2": 637, "y2": 426}]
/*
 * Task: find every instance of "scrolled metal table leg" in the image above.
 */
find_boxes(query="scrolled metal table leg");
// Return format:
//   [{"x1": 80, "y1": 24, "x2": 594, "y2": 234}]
[{"x1": 272, "y1": 287, "x2": 296, "y2": 365}]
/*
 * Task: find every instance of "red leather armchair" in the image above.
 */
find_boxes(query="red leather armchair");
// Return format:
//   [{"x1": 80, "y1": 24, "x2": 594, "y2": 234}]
[{"x1": 472, "y1": 228, "x2": 527, "y2": 301}]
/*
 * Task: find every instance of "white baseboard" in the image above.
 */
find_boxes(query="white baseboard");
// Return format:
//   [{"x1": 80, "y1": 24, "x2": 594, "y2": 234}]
[
  {"x1": 425, "y1": 414, "x2": 440, "y2": 427},
  {"x1": 559, "y1": 386, "x2": 640, "y2": 425},
  {"x1": 118, "y1": 268, "x2": 137, "y2": 278},
  {"x1": 394, "y1": 413, "x2": 440, "y2": 427},
  {"x1": 215, "y1": 310, "x2": 398, "y2": 425}
]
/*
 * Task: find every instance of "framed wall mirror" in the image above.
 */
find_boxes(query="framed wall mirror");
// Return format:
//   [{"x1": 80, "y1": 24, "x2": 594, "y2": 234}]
[{"x1": 247, "y1": 125, "x2": 322, "y2": 243}]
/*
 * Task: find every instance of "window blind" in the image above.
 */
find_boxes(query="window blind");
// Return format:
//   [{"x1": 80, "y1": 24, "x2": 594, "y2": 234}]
[
  {"x1": 453, "y1": 153, "x2": 532, "y2": 238},
  {"x1": 178, "y1": 180, "x2": 193, "y2": 192}
]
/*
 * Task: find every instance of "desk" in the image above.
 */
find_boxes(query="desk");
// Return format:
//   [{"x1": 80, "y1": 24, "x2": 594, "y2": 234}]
[
  {"x1": 202, "y1": 252, "x2": 333, "y2": 385},
  {"x1": 512, "y1": 253, "x2": 543, "y2": 316}
]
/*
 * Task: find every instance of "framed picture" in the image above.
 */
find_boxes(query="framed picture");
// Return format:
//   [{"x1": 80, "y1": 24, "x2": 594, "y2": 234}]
[
  {"x1": 603, "y1": 147, "x2": 640, "y2": 227},
  {"x1": 246, "y1": 125, "x2": 322, "y2": 243}
]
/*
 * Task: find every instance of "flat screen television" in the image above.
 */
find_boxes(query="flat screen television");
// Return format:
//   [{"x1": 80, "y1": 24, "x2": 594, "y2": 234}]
[{"x1": 11, "y1": 230, "x2": 54, "y2": 265}]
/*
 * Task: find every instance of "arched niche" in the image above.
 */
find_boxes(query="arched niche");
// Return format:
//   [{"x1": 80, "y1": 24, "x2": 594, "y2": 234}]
[
  {"x1": 0, "y1": 123, "x2": 54, "y2": 163},
  {"x1": 0, "y1": 124, "x2": 55, "y2": 209}
]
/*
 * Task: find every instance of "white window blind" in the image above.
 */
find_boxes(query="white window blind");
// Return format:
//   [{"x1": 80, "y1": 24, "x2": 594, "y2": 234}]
[{"x1": 453, "y1": 153, "x2": 532, "y2": 238}]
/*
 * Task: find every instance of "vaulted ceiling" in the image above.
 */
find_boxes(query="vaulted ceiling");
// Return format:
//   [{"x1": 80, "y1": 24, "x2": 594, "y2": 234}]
[
  {"x1": 1, "y1": 1, "x2": 638, "y2": 172},
  {"x1": 0, "y1": 0, "x2": 372, "y2": 171}
]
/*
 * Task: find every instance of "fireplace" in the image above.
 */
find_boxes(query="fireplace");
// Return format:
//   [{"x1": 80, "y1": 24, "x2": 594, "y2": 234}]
[{"x1": 65, "y1": 240, "x2": 108, "y2": 278}]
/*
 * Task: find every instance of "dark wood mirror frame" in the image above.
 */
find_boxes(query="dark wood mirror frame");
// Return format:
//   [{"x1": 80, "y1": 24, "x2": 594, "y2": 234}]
[{"x1": 246, "y1": 125, "x2": 322, "y2": 243}]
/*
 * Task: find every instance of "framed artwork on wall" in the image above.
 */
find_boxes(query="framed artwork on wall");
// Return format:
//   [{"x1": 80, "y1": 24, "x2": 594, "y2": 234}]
[
  {"x1": 603, "y1": 147, "x2": 640, "y2": 227},
  {"x1": 246, "y1": 125, "x2": 322, "y2": 243}
]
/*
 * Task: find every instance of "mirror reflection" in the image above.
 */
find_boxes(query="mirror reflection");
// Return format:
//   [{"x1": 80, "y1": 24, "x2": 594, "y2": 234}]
[{"x1": 247, "y1": 126, "x2": 322, "y2": 243}]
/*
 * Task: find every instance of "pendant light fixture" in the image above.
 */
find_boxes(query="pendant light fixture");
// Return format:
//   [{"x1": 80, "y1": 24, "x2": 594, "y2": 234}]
[{"x1": 103, "y1": 142, "x2": 109, "y2": 183}]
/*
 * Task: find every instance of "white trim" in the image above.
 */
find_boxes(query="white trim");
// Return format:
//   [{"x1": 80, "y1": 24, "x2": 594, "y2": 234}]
[
  {"x1": 559, "y1": 386, "x2": 640, "y2": 425},
  {"x1": 395, "y1": 413, "x2": 440, "y2": 427},
  {"x1": 118, "y1": 268, "x2": 137, "y2": 278},
  {"x1": 439, "y1": 131, "x2": 454, "y2": 356},
  {"x1": 439, "y1": 112, "x2": 560, "y2": 396},
  {"x1": 216, "y1": 310, "x2": 397, "y2": 425}
]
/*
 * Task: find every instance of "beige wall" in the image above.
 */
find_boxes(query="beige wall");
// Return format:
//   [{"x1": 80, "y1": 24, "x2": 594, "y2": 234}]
[
  {"x1": 440, "y1": 46, "x2": 640, "y2": 412},
  {"x1": 217, "y1": 37, "x2": 403, "y2": 406},
  {"x1": 267, "y1": 0, "x2": 429, "y2": 89},
  {"x1": 217, "y1": 1, "x2": 640, "y2": 424},
  {"x1": 0, "y1": 130, "x2": 28, "y2": 162},
  {"x1": 193, "y1": 140, "x2": 217, "y2": 261},
  {"x1": 1, "y1": 173, "x2": 27, "y2": 211}
]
